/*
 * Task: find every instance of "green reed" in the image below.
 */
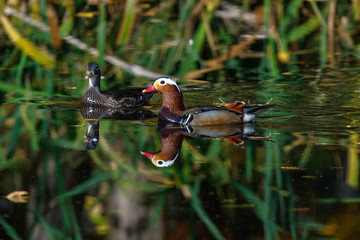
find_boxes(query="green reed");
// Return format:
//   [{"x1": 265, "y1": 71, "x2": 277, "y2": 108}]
[
  {"x1": 0, "y1": 216, "x2": 22, "y2": 240},
  {"x1": 190, "y1": 178, "x2": 225, "y2": 240}
]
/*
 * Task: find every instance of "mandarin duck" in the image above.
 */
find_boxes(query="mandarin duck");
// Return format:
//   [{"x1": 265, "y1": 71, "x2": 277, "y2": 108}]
[
  {"x1": 81, "y1": 62, "x2": 155, "y2": 108},
  {"x1": 141, "y1": 122, "x2": 270, "y2": 167},
  {"x1": 142, "y1": 77, "x2": 275, "y2": 125}
]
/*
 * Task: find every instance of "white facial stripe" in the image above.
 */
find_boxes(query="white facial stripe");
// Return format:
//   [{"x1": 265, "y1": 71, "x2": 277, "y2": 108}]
[
  {"x1": 156, "y1": 77, "x2": 182, "y2": 94},
  {"x1": 154, "y1": 152, "x2": 179, "y2": 167}
]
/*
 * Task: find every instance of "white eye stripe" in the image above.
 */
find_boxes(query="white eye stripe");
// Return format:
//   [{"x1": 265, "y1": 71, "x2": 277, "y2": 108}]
[
  {"x1": 155, "y1": 77, "x2": 182, "y2": 94},
  {"x1": 154, "y1": 151, "x2": 179, "y2": 167}
]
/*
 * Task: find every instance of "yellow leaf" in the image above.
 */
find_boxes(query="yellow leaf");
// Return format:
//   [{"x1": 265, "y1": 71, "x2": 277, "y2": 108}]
[
  {"x1": 77, "y1": 12, "x2": 98, "y2": 18},
  {"x1": 0, "y1": 14, "x2": 55, "y2": 69},
  {"x1": 5, "y1": 191, "x2": 29, "y2": 203}
]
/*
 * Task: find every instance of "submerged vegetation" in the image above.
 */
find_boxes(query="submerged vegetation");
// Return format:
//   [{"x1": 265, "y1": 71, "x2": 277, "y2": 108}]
[{"x1": 0, "y1": 0, "x2": 360, "y2": 239}]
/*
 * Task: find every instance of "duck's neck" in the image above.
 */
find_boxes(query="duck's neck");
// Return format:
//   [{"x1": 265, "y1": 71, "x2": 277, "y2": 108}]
[
  {"x1": 158, "y1": 128, "x2": 184, "y2": 160},
  {"x1": 88, "y1": 76, "x2": 100, "y2": 90},
  {"x1": 160, "y1": 88, "x2": 186, "y2": 120}
]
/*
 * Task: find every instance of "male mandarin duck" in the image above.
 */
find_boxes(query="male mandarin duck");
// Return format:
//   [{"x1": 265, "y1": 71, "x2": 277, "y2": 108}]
[
  {"x1": 141, "y1": 122, "x2": 270, "y2": 167},
  {"x1": 81, "y1": 62, "x2": 155, "y2": 108},
  {"x1": 142, "y1": 77, "x2": 276, "y2": 125}
]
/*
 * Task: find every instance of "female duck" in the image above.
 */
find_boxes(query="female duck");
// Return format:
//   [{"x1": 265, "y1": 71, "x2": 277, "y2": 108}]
[
  {"x1": 142, "y1": 77, "x2": 275, "y2": 125},
  {"x1": 81, "y1": 62, "x2": 154, "y2": 108}
]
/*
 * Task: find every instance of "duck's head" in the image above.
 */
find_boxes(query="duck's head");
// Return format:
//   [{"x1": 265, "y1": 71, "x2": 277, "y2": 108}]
[
  {"x1": 141, "y1": 151, "x2": 177, "y2": 167},
  {"x1": 85, "y1": 62, "x2": 101, "y2": 88},
  {"x1": 140, "y1": 127, "x2": 184, "y2": 168},
  {"x1": 84, "y1": 119, "x2": 99, "y2": 150},
  {"x1": 143, "y1": 77, "x2": 185, "y2": 112},
  {"x1": 143, "y1": 77, "x2": 182, "y2": 95}
]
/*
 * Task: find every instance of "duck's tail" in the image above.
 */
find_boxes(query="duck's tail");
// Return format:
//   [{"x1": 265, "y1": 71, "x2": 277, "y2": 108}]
[
  {"x1": 224, "y1": 101, "x2": 276, "y2": 122},
  {"x1": 243, "y1": 104, "x2": 276, "y2": 114},
  {"x1": 242, "y1": 104, "x2": 277, "y2": 122}
]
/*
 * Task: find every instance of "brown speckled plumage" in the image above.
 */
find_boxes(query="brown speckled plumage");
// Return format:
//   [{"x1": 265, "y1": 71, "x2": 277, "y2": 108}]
[{"x1": 81, "y1": 62, "x2": 154, "y2": 108}]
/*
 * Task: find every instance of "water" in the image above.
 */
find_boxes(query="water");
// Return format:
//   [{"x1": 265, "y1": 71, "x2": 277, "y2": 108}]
[{"x1": 0, "y1": 56, "x2": 359, "y2": 240}]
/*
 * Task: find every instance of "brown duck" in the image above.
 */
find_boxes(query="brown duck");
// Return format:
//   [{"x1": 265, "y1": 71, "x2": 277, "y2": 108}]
[{"x1": 143, "y1": 77, "x2": 276, "y2": 125}]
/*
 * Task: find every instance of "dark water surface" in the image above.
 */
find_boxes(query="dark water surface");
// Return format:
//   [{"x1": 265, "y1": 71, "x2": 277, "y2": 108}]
[{"x1": 0, "y1": 57, "x2": 360, "y2": 240}]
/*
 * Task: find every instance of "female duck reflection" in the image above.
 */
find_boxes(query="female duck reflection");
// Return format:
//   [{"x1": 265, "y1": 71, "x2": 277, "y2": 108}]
[
  {"x1": 141, "y1": 122, "x2": 271, "y2": 167},
  {"x1": 81, "y1": 106, "x2": 155, "y2": 150}
]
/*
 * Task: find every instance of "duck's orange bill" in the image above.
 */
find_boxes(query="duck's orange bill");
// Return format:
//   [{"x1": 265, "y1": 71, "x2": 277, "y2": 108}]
[
  {"x1": 142, "y1": 85, "x2": 157, "y2": 93},
  {"x1": 141, "y1": 151, "x2": 155, "y2": 160},
  {"x1": 86, "y1": 71, "x2": 91, "y2": 75}
]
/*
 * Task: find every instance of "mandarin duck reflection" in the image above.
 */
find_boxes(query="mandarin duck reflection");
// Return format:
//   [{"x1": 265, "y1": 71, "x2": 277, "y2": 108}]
[
  {"x1": 143, "y1": 77, "x2": 276, "y2": 125},
  {"x1": 81, "y1": 62, "x2": 155, "y2": 108},
  {"x1": 141, "y1": 122, "x2": 270, "y2": 167},
  {"x1": 141, "y1": 125, "x2": 184, "y2": 167}
]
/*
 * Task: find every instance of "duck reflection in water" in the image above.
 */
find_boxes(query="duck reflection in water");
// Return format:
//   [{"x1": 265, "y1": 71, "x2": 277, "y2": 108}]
[
  {"x1": 141, "y1": 121, "x2": 271, "y2": 167},
  {"x1": 80, "y1": 62, "x2": 156, "y2": 149},
  {"x1": 81, "y1": 106, "x2": 156, "y2": 150}
]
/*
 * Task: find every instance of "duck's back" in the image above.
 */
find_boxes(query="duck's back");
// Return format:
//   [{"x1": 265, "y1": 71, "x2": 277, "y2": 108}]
[{"x1": 81, "y1": 88, "x2": 154, "y2": 108}]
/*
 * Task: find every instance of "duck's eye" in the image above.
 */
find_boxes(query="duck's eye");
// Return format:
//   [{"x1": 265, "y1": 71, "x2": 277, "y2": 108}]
[
  {"x1": 160, "y1": 80, "x2": 165, "y2": 85},
  {"x1": 157, "y1": 160, "x2": 163, "y2": 165}
]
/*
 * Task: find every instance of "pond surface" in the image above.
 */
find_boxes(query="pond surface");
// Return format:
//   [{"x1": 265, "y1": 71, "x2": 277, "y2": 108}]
[{"x1": 0, "y1": 54, "x2": 359, "y2": 240}]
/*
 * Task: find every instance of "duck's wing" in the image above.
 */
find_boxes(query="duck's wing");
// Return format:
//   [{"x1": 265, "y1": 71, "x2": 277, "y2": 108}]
[
  {"x1": 102, "y1": 88, "x2": 155, "y2": 107},
  {"x1": 182, "y1": 105, "x2": 242, "y2": 125}
]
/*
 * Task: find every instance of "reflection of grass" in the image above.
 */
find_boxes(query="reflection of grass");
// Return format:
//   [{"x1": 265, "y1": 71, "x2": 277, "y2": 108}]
[{"x1": 0, "y1": 216, "x2": 21, "y2": 240}]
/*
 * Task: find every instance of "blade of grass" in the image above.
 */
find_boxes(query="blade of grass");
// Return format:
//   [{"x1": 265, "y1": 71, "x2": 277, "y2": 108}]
[
  {"x1": 0, "y1": 0, "x2": 4, "y2": 12},
  {"x1": 29, "y1": 210, "x2": 72, "y2": 240},
  {"x1": 0, "y1": 216, "x2": 22, "y2": 240},
  {"x1": 20, "y1": 105, "x2": 39, "y2": 151},
  {"x1": 231, "y1": 179, "x2": 265, "y2": 220},
  {"x1": 0, "y1": 15, "x2": 55, "y2": 69},
  {"x1": 59, "y1": 5, "x2": 75, "y2": 38},
  {"x1": 189, "y1": 178, "x2": 225, "y2": 240},
  {"x1": 46, "y1": 69, "x2": 55, "y2": 95},
  {"x1": 6, "y1": 106, "x2": 21, "y2": 159},
  {"x1": 55, "y1": 171, "x2": 115, "y2": 201},
  {"x1": 264, "y1": 137, "x2": 278, "y2": 240},
  {"x1": 346, "y1": 133, "x2": 359, "y2": 188},
  {"x1": 245, "y1": 143, "x2": 254, "y2": 182},
  {"x1": 316, "y1": 198, "x2": 360, "y2": 204},
  {"x1": 97, "y1": 3, "x2": 106, "y2": 66},
  {"x1": 39, "y1": 0, "x2": 47, "y2": 23},
  {"x1": 286, "y1": 174, "x2": 297, "y2": 240},
  {"x1": 116, "y1": 0, "x2": 136, "y2": 46},
  {"x1": 15, "y1": 53, "x2": 27, "y2": 86},
  {"x1": 287, "y1": 17, "x2": 321, "y2": 43},
  {"x1": 53, "y1": 148, "x2": 82, "y2": 239},
  {"x1": 150, "y1": 191, "x2": 168, "y2": 227},
  {"x1": 279, "y1": 0, "x2": 303, "y2": 33}
]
